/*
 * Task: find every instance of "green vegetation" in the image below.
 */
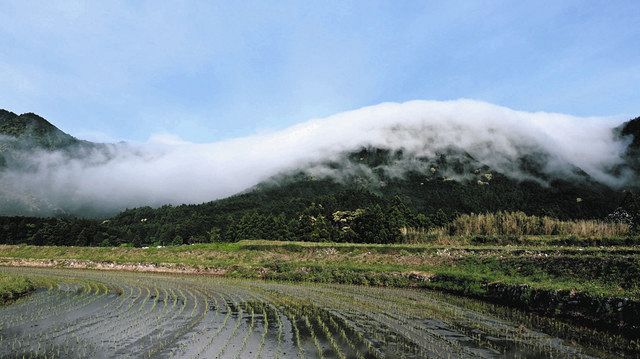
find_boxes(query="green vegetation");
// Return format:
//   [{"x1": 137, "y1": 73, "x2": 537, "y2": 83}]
[
  {"x1": 1, "y1": 190, "x2": 638, "y2": 247},
  {"x1": 0, "y1": 272, "x2": 34, "y2": 304}
]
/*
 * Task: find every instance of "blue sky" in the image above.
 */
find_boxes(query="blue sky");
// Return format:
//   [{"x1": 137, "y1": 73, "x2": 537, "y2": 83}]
[{"x1": 1, "y1": 1, "x2": 639, "y2": 143}]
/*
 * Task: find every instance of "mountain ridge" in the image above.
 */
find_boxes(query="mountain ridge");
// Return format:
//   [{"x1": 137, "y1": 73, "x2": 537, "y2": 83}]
[
  {"x1": 0, "y1": 109, "x2": 81, "y2": 149},
  {"x1": 0, "y1": 109, "x2": 638, "y2": 219}
]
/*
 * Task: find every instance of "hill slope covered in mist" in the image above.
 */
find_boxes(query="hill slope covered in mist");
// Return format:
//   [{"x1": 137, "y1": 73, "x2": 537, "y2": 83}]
[
  {"x1": 0, "y1": 103, "x2": 638, "y2": 220},
  {"x1": 0, "y1": 105, "x2": 639, "y2": 246},
  {"x1": 0, "y1": 110, "x2": 114, "y2": 216}
]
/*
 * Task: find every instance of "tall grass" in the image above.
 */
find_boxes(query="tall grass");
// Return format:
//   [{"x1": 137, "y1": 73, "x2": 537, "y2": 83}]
[{"x1": 443, "y1": 211, "x2": 630, "y2": 237}]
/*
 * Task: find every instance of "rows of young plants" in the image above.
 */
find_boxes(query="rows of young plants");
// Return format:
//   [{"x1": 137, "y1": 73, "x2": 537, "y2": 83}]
[{"x1": 0, "y1": 267, "x2": 634, "y2": 358}]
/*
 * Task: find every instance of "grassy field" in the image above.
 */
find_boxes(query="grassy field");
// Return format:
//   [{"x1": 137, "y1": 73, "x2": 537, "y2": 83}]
[{"x1": 1, "y1": 237, "x2": 639, "y2": 337}]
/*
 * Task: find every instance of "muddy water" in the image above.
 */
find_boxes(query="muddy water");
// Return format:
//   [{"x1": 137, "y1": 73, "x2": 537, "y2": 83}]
[{"x1": 0, "y1": 267, "x2": 624, "y2": 358}]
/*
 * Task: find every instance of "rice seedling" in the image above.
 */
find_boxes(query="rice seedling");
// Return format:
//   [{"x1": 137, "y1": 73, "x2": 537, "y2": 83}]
[{"x1": 0, "y1": 267, "x2": 634, "y2": 358}]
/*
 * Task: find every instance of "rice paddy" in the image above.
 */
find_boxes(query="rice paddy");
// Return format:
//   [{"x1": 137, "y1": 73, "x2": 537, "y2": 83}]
[{"x1": 0, "y1": 267, "x2": 628, "y2": 358}]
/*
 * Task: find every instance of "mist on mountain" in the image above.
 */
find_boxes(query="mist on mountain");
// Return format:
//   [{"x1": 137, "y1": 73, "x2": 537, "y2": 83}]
[{"x1": 0, "y1": 99, "x2": 637, "y2": 217}]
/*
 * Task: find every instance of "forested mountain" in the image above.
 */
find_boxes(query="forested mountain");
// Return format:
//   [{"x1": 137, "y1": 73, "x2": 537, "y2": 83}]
[
  {"x1": 0, "y1": 110, "x2": 638, "y2": 246},
  {"x1": 0, "y1": 109, "x2": 80, "y2": 149},
  {"x1": 0, "y1": 110, "x2": 114, "y2": 216}
]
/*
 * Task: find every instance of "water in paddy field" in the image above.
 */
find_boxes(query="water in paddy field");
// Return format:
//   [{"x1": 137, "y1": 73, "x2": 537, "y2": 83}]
[{"x1": 0, "y1": 268, "x2": 626, "y2": 358}]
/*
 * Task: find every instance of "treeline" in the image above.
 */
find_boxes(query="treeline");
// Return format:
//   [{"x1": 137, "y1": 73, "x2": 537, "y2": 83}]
[
  {"x1": 0, "y1": 216, "x2": 114, "y2": 247},
  {"x1": 2, "y1": 205, "x2": 638, "y2": 247},
  {"x1": 0, "y1": 189, "x2": 454, "y2": 246},
  {"x1": 0, "y1": 179, "x2": 638, "y2": 247}
]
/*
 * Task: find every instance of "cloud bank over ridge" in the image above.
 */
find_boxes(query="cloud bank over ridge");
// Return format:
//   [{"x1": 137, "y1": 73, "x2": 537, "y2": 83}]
[{"x1": 0, "y1": 99, "x2": 634, "y2": 216}]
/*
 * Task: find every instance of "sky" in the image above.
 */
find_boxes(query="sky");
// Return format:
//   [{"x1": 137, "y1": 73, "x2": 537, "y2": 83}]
[{"x1": 1, "y1": 1, "x2": 639, "y2": 143}]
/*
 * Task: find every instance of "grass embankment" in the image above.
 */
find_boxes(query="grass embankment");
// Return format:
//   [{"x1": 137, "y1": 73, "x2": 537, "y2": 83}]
[
  {"x1": 1, "y1": 238, "x2": 640, "y2": 336},
  {"x1": 0, "y1": 272, "x2": 34, "y2": 304}
]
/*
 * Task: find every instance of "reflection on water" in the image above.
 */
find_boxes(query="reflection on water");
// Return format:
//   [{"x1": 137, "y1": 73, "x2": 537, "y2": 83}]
[{"x1": 0, "y1": 267, "x2": 627, "y2": 358}]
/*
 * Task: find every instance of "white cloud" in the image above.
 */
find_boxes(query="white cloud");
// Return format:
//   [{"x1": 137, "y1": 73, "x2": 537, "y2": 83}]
[{"x1": 0, "y1": 99, "x2": 633, "y2": 216}]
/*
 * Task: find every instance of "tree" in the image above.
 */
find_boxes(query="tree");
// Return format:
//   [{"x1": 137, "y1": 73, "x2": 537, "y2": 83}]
[
  {"x1": 310, "y1": 215, "x2": 332, "y2": 242},
  {"x1": 77, "y1": 229, "x2": 90, "y2": 246},
  {"x1": 351, "y1": 205, "x2": 401, "y2": 243},
  {"x1": 207, "y1": 227, "x2": 221, "y2": 242},
  {"x1": 620, "y1": 191, "x2": 640, "y2": 233},
  {"x1": 172, "y1": 235, "x2": 184, "y2": 246}
]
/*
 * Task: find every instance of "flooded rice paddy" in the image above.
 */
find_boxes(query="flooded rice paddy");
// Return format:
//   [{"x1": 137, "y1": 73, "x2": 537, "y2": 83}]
[{"x1": 0, "y1": 267, "x2": 624, "y2": 358}]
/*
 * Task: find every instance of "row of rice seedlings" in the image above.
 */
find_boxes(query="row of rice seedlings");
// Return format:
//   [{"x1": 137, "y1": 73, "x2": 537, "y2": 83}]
[
  {"x1": 62, "y1": 283, "x2": 140, "y2": 344},
  {"x1": 128, "y1": 285, "x2": 175, "y2": 356},
  {"x1": 171, "y1": 286, "x2": 211, "y2": 354},
  {"x1": 45, "y1": 284, "x2": 127, "y2": 342},
  {"x1": 191, "y1": 290, "x2": 233, "y2": 357},
  {"x1": 383, "y1": 285, "x2": 579, "y2": 357},
  {"x1": 141, "y1": 286, "x2": 174, "y2": 355},
  {"x1": 275, "y1": 300, "x2": 326, "y2": 358},
  {"x1": 235, "y1": 300, "x2": 257, "y2": 359},
  {"x1": 272, "y1": 302, "x2": 286, "y2": 359},
  {"x1": 1, "y1": 279, "x2": 90, "y2": 327},
  {"x1": 92, "y1": 285, "x2": 147, "y2": 350},
  {"x1": 146, "y1": 280, "x2": 229, "y2": 358},
  {"x1": 302, "y1": 314, "x2": 326, "y2": 359},
  {"x1": 8, "y1": 280, "x2": 114, "y2": 351},
  {"x1": 0, "y1": 286, "x2": 55, "y2": 330},
  {"x1": 213, "y1": 291, "x2": 247, "y2": 358},
  {"x1": 325, "y1": 285, "x2": 472, "y2": 358},
  {"x1": 278, "y1": 283, "x2": 417, "y2": 357},
  {"x1": 259, "y1": 280, "x2": 495, "y2": 358},
  {"x1": 336, "y1": 284, "x2": 504, "y2": 351},
  {"x1": 240, "y1": 283, "x2": 308, "y2": 359},
  {"x1": 327, "y1": 315, "x2": 366, "y2": 359},
  {"x1": 338, "y1": 283, "x2": 594, "y2": 358},
  {"x1": 0, "y1": 271, "x2": 62, "y2": 323},
  {"x1": 254, "y1": 302, "x2": 274, "y2": 359},
  {"x1": 105, "y1": 284, "x2": 167, "y2": 351},
  {"x1": 244, "y1": 280, "x2": 379, "y2": 358},
  {"x1": 340, "y1": 284, "x2": 536, "y2": 358},
  {"x1": 152, "y1": 283, "x2": 193, "y2": 351},
  {"x1": 1, "y1": 267, "x2": 624, "y2": 358},
  {"x1": 0, "y1": 279, "x2": 105, "y2": 355},
  {"x1": 314, "y1": 314, "x2": 346, "y2": 359},
  {"x1": 139, "y1": 286, "x2": 185, "y2": 356},
  {"x1": 0, "y1": 272, "x2": 169, "y2": 358},
  {"x1": 12, "y1": 288, "x2": 100, "y2": 359},
  {"x1": 92, "y1": 282, "x2": 151, "y2": 345},
  {"x1": 4, "y1": 276, "x2": 120, "y2": 356},
  {"x1": 451, "y1": 292, "x2": 640, "y2": 356},
  {"x1": 287, "y1": 311, "x2": 306, "y2": 359},
  {"x1": 216, "y1": 280, "x2": 289, "y2": 359}
]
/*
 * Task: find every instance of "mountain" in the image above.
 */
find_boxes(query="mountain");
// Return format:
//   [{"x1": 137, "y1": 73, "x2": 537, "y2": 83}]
[
  {"x1": 0, "y1": 110, "x2": 108, "y2": 215},
  {"x1": 0, "y1": 109, "x2": 80, "y2": 149},
  {"x1": 0, "y1": 109, "x2": 639, "y2": 246},
  {"x1": 0, "y1": 109, "x2": 639, "y2": 221},
  {"x1": 0, "y1": 109, "x2": 100, "y2": 166},
  {"x1": 102, "y1": 117, "x2": 640, "y2": 245}
]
